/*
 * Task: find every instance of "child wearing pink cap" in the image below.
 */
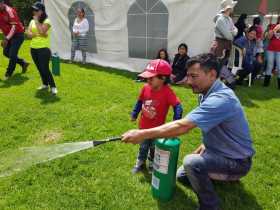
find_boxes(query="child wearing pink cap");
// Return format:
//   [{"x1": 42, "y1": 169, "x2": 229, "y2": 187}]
[{"x1": 131, "y1": 59, "x2": 183, "y2": 174}]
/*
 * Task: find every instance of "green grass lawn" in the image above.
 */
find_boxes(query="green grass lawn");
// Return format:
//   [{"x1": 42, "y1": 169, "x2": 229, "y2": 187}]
[{"x1": 0, "y1": 41, "x2": 279, "y2": 210}]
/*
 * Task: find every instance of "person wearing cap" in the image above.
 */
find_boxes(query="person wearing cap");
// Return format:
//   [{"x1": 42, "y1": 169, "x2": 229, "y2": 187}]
[
  {"x1": 27, "y1": 2, "x2": 57, "y2": 95},
  {"x1": 122, "y1": 53, "x2": 254, "y2": 210},
  {"x1": 210, "y1": 0, "x2": 238, "y2": 57},
  {"x1": 130, "y1": 59, "x2": 183, "y2": 174},
  {"x1": 0, "y1": 0, "x2": 29, "y2": 80}
]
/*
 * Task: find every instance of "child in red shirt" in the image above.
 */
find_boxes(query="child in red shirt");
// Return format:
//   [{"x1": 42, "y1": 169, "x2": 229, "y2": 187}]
[{"x1": 131, "y1": 59, "x2": 183, "y2": 174}]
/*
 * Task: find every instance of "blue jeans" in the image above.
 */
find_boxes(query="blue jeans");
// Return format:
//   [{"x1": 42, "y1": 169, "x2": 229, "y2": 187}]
[
  {"x1": 265, "y1": 50, "x2": 280, "y2": 78},
  {"x1": 137, "y1": 139, "x2": 155, "y2": 162},
  {"x1": 176, "y1": 150, "x2": 252, "y2": 210},
  {"x1": 3, "y1": 33, "x2": 25, "y2": 77}
]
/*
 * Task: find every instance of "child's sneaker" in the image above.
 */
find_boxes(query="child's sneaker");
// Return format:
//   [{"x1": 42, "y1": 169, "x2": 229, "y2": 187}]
[
  {"x1": 148, "y1": 160, "x2": 154, "y2": 174},
  {"x1": 131, "y1": 160, "x2": 145, "y2": 174}
]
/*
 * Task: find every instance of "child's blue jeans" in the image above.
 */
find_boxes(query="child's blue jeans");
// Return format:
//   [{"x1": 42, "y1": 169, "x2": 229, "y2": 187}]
[{"x1": 137, "y1": 139, "x2": 155, "y2": 162}]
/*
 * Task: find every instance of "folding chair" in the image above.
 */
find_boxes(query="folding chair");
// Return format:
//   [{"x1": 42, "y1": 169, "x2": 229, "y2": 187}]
[{"x1": 228, "y1": 45, "x2": 252, "y2": 87}]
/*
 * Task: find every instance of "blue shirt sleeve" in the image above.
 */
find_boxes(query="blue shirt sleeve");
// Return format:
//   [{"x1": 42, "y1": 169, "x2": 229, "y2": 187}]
[
  {"x1": 131, "y1": 100, "x2": 142, "y2": 119},
  {"x1": 186, "y1": 94, "x2": 235, "y2": 133}
]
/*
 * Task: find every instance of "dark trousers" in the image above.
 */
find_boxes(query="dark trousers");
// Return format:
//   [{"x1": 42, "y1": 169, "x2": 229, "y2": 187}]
[
  {"x1": 3, "y1": 33, "x2": 25, "y2": 77},
  {"x1": 237, "y1": 60, "x2": 263, "y2": 84},
  {"x1": 137, "y1": 139, "x2": 155, "y2": 162},
  {"x1": 31, "y1": 48, "x2": 56, "y2": 88}
]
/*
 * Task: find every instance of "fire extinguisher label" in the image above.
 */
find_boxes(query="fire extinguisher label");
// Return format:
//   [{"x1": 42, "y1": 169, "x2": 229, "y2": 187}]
[
  {"x1": 154, "y1": 147, "x2": 170, "y2": 174},
  {"x1": 152, "y1": 174, "x2": 160, "y2": 190}
]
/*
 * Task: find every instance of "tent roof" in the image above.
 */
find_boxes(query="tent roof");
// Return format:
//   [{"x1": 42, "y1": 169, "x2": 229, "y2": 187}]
[{"x1": 235, "y1": 0, "x2": 280, "y2": 15}]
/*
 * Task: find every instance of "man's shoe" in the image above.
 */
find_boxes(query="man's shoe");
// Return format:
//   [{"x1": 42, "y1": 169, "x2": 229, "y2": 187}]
[
  {"x1": 263, "y1": 75, "x2": 271, "y2": 87},
  {"x1": 22, "y1": 62, "x2": 30, "y2": 73}
]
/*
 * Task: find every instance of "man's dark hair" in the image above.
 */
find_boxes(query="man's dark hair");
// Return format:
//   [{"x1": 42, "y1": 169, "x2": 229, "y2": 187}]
[{"x1": 186, "y1": 53, "x2": 220, "y2": 78}]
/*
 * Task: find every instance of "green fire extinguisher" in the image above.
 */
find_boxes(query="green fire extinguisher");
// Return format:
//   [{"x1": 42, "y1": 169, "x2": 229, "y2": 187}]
[
  {"x1": 52, "y1": 53, "x2": 60, "y2": 76},
  {"x1": 152, "y1": 138, "x2": 181, "y2": 202}
]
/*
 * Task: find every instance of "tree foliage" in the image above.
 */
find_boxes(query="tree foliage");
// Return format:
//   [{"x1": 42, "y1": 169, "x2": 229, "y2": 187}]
[{"x1": 7, "y1": 0, "x2": 37, "y2": 25}]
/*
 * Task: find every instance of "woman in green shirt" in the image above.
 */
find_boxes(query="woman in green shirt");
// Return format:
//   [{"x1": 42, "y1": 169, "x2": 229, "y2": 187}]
[{"x1": 27, "y1": 2, "x2": 57, "y2": 95}]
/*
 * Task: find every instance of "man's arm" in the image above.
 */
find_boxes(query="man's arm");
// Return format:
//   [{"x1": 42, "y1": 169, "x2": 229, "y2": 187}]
[{"x1": 122, "y1": 118, "x2": 196, "y2": 144}]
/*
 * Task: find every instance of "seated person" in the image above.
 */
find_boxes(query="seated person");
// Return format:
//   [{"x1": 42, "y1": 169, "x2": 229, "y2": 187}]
[
  {"x1": 156, "y1": 48, "x2": 170, "y2": 64},
  {"x1": 171, "y1": 43, "x2": 190, "y2": 84},
  {"x1": 234, "y1": 26, "x2": 263, "y2": 85}
]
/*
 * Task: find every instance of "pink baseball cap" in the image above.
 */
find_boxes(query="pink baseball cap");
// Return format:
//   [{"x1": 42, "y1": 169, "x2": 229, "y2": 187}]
[{"x1": 139, "y1": 59, "x2": 172, "y2": 78}]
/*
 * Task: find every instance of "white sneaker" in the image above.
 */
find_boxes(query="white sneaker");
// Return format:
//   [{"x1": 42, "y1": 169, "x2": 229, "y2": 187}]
[
  {"x1": 37, "y1": 85, "x2": 48, "y2": 90},
  {"x1": 3, "y1": 76, "x2": 10, "y2": 81},
  {"x1": 50, "y1": 87, "x2": 58, "y2": 95}
]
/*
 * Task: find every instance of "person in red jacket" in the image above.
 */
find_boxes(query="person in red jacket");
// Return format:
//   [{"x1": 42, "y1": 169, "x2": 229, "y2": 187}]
[
  {"x1": 0, "y1": 0, "x2": 29, "y2": 80},
  {"x1": 130, "y1": 59, "x2": 183, "y2": 174}
]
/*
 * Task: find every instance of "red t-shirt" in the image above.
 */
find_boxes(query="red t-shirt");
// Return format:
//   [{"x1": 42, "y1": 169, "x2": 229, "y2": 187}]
[
  {"x1": 0, "y1": 5, "x2": 24, "y2": 37},
  {"x1": 138, "y1": 84, "x2": 180, "y2": 129},
  {"x1": 267, "y1": 24, "x2": 280, "y2": 52}
]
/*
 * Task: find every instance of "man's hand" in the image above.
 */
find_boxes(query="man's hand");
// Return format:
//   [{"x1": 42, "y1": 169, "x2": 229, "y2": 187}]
[
  {"x1": 193, "y1": 144, "x2": 206, "y2": 155},
  {"x1": 1, "y1": 39, "x2": 8, "y2": 48},
  {"x1": 131, "y1": 117, "x2": 137, "y2": 122},
  {"x1": 122, "y1": 129, "x2": 145, "y2": 144}
]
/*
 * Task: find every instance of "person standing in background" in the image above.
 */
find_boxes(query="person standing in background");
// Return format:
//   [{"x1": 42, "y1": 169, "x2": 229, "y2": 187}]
[
  {"x1": 253, "y1": 17, "x2": 264, "y2": 53},
  {"x1": 71, "y1": 8, "x2": 89, "y2": 64},
  {"x1": 0, "y1": 0, "x2": 29, "y2": 80},
  {"x1": 263, "y1": 16, "x2": 280, "y2": 88},
  {"x1": 27, "y1": 2, "x2": 57, "y2": 95},
  {"x1": 211, "y1": 0, "x2": 238, "y2": 57},
  {"x1": 234, "y1": 13, "x2": 248, "y2": 40}
]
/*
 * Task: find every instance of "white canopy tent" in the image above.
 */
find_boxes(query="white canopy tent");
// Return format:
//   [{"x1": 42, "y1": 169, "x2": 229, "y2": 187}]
[{"x1": 45, "y1": 0, "x2": 221, "y2": 72}]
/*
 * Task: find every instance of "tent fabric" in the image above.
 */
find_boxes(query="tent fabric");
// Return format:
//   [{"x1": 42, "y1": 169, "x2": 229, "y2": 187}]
[{"x1": 45, "y1": 0, "x2": 220, "y2": 72}]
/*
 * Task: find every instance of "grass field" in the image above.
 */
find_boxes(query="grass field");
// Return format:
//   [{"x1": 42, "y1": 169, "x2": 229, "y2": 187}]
[{"x1": 0, "y1": 41, "x2": 279, "y2": 210}]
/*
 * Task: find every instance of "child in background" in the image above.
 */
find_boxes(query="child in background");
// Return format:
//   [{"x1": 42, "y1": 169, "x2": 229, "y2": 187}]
[
  {"x1": 131, "y1": 59, "x2": 183, "y2": 174},
  {"x1": 156, "y1": 48, "x2": 170, "y2": 64}
]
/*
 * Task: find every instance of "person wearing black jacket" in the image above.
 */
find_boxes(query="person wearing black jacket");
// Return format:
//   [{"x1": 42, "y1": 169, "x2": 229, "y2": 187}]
[
  {"x1": 234, "y1": 13, "x2": 248, "y2": 40},
  {"x1": 171, "y1": 43, "x2": 190, "y2": 84}
]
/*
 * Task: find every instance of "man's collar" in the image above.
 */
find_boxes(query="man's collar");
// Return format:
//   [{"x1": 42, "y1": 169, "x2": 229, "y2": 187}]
[{"x1": 200, "y1": 80, "x2": 221, "y2": 101}]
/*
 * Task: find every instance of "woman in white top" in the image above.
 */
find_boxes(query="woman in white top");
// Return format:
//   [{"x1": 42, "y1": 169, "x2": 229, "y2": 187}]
[{"x1": 71, "y1": 8, "x2": 89, "y2": 64}]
